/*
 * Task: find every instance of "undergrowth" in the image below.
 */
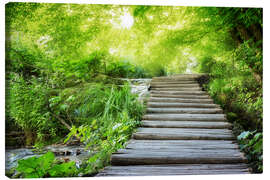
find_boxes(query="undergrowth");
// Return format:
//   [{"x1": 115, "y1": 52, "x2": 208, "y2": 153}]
[{"x1": 199, "y1": 42, "x2": 263, "y2": 173}]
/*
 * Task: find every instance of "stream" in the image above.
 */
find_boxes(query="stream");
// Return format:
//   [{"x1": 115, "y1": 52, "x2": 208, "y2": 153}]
[{"x1": 5, "y1": 78, "x2": 151, "y2": 176}]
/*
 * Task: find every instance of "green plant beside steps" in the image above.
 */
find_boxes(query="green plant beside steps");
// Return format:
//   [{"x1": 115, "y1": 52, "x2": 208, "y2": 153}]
[
  {"x1": 237, "y1": 131, "x2": 263, "y2": 173},
  {"x1": 16, "y1": 152, "x2": 79, "y2": 178}
]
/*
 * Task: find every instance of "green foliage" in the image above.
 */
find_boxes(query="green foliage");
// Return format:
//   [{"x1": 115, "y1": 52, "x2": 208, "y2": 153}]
[
  {"x1": 16, "y1": 152, "x2": 78, "y2": 178},
  {"x1": 106, "y1": 61, "x2": 148, "y2": 78},
  {"x1": 49, "y1": 83, "x2": 143, "y2": 125},
  {"x1": 8, "y1": 74, "x2": 58, "y2": 145},
  {"x1": 62, "y1": 84, "x2": 144, "y2": 175},
  {"x1": 238, "y1": 131, "x2": 263, "y2": 173},
  {"x1": 202, "y1": 42, "x2": 262, "y2": 130}
]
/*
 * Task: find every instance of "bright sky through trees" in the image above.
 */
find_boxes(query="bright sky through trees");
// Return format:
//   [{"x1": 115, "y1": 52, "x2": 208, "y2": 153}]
[{"x1": 120, "y1": 12, "x2": 134, "y2": 29}]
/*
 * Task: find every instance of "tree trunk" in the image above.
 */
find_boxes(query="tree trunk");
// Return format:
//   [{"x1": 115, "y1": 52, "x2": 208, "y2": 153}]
[
  {"x1": 237, "y1": 24, "x2": 250, "y2": 42},
  {"x1": 24, "y1": 129, "x2": 35, "y2": 146},
  {"x1": 229, "y1": 27, "x2": 242, "y2": 46}
]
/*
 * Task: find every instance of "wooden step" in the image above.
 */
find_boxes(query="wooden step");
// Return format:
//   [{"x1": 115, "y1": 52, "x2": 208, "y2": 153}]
[
  {"x1": 147, "y1": 108, "x2": 222, "y2": 114},
  {"x1": 152, "y1": 77, "x2": 196, "y2": 80},
  {"x1": 151, "y1": 90, "x2": 207, "y2": 95},
  {"x1": 152, "y1": 77, "x2": 197, "y2": 81},
  {"x1": 143, "y1": 114, "x2": 226, "y2": 122},
  {"x1": 111, "y1": 153, "x2": 246, "y2": 166},
  {"x1": 97, "y1": 164, "x2": 250, "y2": 176},
  {"x1": 150, "y1": 84, "x2": 200, "y2": 88},
  {"x1": 133, "y1": 128, "x2": 234, "y2": 140},
  {"x1": 151, "y1": 87, "x2": 202, "y2": 91},
  {"x1": 126, "y1": 140, "x2": 239, "y2": 149},
  {"x1": 150, "y1": 81, "x2": 198, "y2": 85},
  {"x1": 142, "y1": 121, "x2": 232, "y2": 129},
  {"x1": 151, "y1": 80, "x2": 197, "y2": 83},
  {"x1": 148, "y1": 97, "x2": 213, "y2": 103},
  {"x1": 151, "y1": 94, "x2": 210, "y2": 99},
  {"x1": 147, "y1": 102, "x2": 219, "y2": 108}
]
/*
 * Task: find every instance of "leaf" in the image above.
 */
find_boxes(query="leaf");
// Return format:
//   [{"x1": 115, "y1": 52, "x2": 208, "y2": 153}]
[
  {"x1": 66, "y1": 95, "x2": 75, "y2": 102},
  {"x1": 60, "y1": 104, "x2": 69, "y2": 111},
  {"x1": 237, "y1": 131, "x2": 251, "y2": 140},
  {"x1": 254, "y1": 132, "x2": 262, "y2": 141},
  {"x1": 39, "y1": 152, "x2": 55, "y2": 171},
  {"x1": 253, "y1": 139, "x2": 262, "y2": 154}
]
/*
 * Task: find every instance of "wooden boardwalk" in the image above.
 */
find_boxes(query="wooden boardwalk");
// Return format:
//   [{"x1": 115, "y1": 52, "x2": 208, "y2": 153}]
[{"x1": 97, "y1": 74, "x2": 250, "y2": 176}]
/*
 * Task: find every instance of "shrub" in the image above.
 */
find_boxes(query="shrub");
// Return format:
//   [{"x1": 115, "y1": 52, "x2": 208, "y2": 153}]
[
  {"x1": 106, "y1": 61, "x2": 148, "y2": 78},
  {"x1": 238, "y1": 131, "x2": 263, "y2": 173},
  {"x1": 61, "y1": 84, "x2": 144, "y2": 175},
  {"x1": 16, "y1": 152, "x2": 78, "y2": 178},
  {"x1": 8, "y1": 74, "x2": 57, "y2": 145}
]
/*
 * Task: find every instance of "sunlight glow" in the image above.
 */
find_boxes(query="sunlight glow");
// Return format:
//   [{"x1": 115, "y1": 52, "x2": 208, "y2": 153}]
[{"x1": 120, "y1": 12, "x2": 134, "y2": 29}]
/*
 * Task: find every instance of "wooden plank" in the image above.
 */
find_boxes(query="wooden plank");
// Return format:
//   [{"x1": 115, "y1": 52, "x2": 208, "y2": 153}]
[
  {"x1": 111, "y1": 152, "x2": 247, "y2": 165},
  {"x1": 116, "y1": 148, "x2": 242, "y2": 155},
  {"x1": 141, "y1": 120, "x2": 232, "y2": 129},
  {"x1": 127, "y1": 139, "x2": 238, "y2": 146},
  {"x1": 150, "y1": 84, "x2": 200, "y2": 88},
  {"x1": 103, "y1": 164, "x2": 250, "y2": 171},
  {"x1": 148, "y1": 97, "x2": 213, "y2": 103},
  {"x1": 151, "y1": 87, "x2": 202, "y2": 91},
  {"x1": 146, "y1": 108, "x2": 222, "y2": 114},
  {"x1": 147, "y1": 102, "x2": 219, "y2": 108},
  {"x1": 151, "y1": 90, "x2": 207, "y2": 95},
  {"x1": 126, "y1": 140, "x2": 239, "y2": 149},
  {"x1": 97, "y1": 171, "x2": 249, "y2": 176},
  {"x1": 150, "y1": 81, "x2": 197, "y2": 85},
  {"x1": 151, "y1": 94, "x2": 210, "y2": 99},
  {"x1": 97, "y1": 164, "x2": 250, "y2": 176},
  {"x1": 133, "y1": 128, "x2": 234, "y2": 140},
  {"x1": 136, "y1": 127, "x2": 233, "y2": 133},
  {"x1": 152, "y1": 78, "x2": 197, "y2": 81},
  {"x1": 143, "y1": 114, "x2": 226, "y2": 121}
]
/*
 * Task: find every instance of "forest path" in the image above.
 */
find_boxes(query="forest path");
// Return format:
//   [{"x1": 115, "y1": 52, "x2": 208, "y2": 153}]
[{"x1": 96, "y1": 74, "x2": 250, "y2": 176}]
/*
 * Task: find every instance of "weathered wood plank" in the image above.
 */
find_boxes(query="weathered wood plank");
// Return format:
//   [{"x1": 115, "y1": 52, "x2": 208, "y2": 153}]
[
  {"x1": 152, "y1": 78, "x2": 197, "y2": 82},
  {"x1": 111, "y1": 152, "x2": 247, "y2": 165},
  {"x1": 136, "y1": 127, "x2": 233, "y2": 133},
  {"x1": 151, "y1": 90, "x2": 207, "y2": 95},
  {"x1": 151, "y1": 87, "x2": 202, "y2": 91},
  {"x1": 151, "y1": 81, "x2": 198, "y2": 85},
  {"x1": 103, "y1": 164, "x2": 249, "y2": 170},
  {"x1": 147, "y1": 102, "x2": 219, "y2": 108},
  {"x1": 142, "y1": 120, "x2": 232, "y2": 129},
  {"x1": 98, "y1": 171, "x2": 249, "y2": 176},
  {"x1": 151, "y1": 94, "x2": 210, "y2": 99},
  {"x1": 127, "y1": 139, "x2": 238, "y2": 146},
  {"x1": 150, "y1": 84, "x2": 200, "y2": 88},
  {"x1": 133, "y1": 128, "x2": 234, "y2": 140},
  {"x1": 143, "y1": 114, "x2": 226, "y2": 121},
  {"x1": 97, "y1": 164, "x2": 250, "y2": 176},
  {"x1": 147, "y1": 108, "x2": 222, "y2": 114},
  {"x1": 115, "y1": 148, "x2": 242, "y2": 155},
  {"x1": 126, "y1": 140, "x2": 239, "y2": 149},
  {"x1": 148, "y1": 97, "x2": 213, "y2": 103}
]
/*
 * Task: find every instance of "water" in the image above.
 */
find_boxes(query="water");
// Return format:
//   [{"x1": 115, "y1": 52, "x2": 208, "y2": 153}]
[
  {"x1": 5, "y1": 145, "x2": 91, "y2": 174},
  {"x1": 121, "y1": 78, "x2": 152, "y2": 102}
]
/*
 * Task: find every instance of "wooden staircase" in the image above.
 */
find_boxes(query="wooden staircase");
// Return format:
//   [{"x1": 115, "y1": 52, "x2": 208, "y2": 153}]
[{"x1": 96, "y1": 74, "x2": 250, "y2": 176}]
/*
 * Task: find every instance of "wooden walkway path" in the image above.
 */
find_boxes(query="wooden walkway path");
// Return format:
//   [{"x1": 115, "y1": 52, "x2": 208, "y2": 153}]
[{"x1": 97, "y1": 74, "x2": 250, "y2": 176}]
